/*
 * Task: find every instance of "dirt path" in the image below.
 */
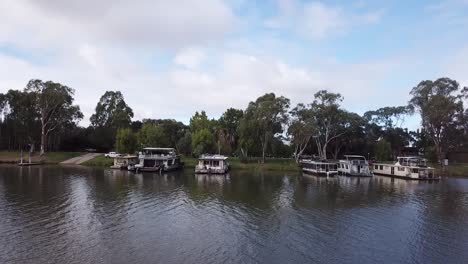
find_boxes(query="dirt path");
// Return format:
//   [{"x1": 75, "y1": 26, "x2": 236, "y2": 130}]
[{"x1": 60, "y1": 153, "x2": 101, "y2": 165}]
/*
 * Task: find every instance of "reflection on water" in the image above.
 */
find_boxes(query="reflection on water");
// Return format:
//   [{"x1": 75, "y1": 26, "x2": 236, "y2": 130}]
[{"x1": 0, "y1": 165, "x2": 467, "y2": 264}]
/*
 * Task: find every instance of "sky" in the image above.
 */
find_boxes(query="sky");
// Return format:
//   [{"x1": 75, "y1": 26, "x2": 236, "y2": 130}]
[{"x1": 1, "y1": 0, "x2": 468, "y2": 128}]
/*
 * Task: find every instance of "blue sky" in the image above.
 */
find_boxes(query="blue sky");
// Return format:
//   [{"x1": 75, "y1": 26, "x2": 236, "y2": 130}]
[{"x1": 0, "y1": 0, "x2": 467, "y2": 129}]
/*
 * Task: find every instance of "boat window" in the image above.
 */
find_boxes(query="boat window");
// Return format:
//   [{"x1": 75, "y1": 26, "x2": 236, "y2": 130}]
[
  {"x1": 374, "y1": 165, "x2": 378, "y2": 169},
  {"x1": 398, "y1": 167, "x2": 405, "y2": 171},
  {"x1": 213, "y1": 160, "x2": 219, "y2": 166},
  {"x1": 412, "y1": 168, "x2": 419, "y2": 173},
  {"x1": 380, "y1": 165, "x2": 383, "y2": 170},
  {"x1": 168, "y1": 159, "x2": 173, "y2": 166}
]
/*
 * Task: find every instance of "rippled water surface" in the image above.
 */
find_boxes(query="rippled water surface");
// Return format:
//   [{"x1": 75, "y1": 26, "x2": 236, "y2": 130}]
[{"x1": 1, "y1": 165, "x2": 468, "y2": 264}]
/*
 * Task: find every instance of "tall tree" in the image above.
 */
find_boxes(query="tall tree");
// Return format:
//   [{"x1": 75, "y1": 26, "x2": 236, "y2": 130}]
[
  {"x1": 115, "y1": 128, "x2": 138, "y2": 154},
  {"x1": 409, "y1": 77, "x2": 467, "y2": 163},
  {"x1": 189, "y1": 111, "x2": 215, "y2": 156},
  {"x1": 25, "y1": 79, "x2": 82, "y2": 155},
  {"x1": 288, "y1": 103, "x2": 316, "y2": 161},
  {"x1": 218, "y1": 108, "x2": 244, "y2": 153},
  {"x1": 240, "y1": 93, "x2": 290, "y2": 163},
  {"x1": 90, "y1": 91, "x2": 133, "y2": 129},
  {"x1": 309, "y1": 90, "x2": 345, "y2": 160},
  {"x1": 364, "y1": 106, "x2": 413, "y2": 157}
]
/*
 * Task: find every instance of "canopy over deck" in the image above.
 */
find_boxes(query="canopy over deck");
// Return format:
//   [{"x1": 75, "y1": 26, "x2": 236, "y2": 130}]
[{"x1": 198, "y1": 154, "x2": 228, "y2": 161}]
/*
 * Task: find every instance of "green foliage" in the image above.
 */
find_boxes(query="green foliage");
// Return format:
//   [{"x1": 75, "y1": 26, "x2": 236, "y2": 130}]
[
  {"x1": 25, "y1": 79, "x2": 83, "y2": 154},
  {"x1": 375, "y1": 139, "x2": 392, "y2": 161},
  {"x1": 90, "y1": 91, "x2": 133, "y2": 129},
  {"x1": 189, "y1": 111, "x2": 213, "y2": 132},
  {"x1": 192, "y1": 128, "x2": 215, "y2": 156},
  {"x1": 409, "y1": 77, "x2": 467, "y2": 162},
  {"x1": 115, "y1": 128, "x2": 138, "y2": 154},
  {"x1": 177, "y1": 131, "x2": 192, "y2": 155},
  {"x1": 239, "y1": 93, "x2": 290, "y2": 162},
  {"x1": 137, "y1": 123, "x2": 170, "y2": 148},
  {"x1": 142, "y1": 119, "x2": 188, "y2": 147}
]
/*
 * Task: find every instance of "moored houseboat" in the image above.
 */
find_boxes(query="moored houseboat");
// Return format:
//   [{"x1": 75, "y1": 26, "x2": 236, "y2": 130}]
[
  {"x1": 111, "y1": 155, "x2": 138, "y2": 170},
  {"x1": 372, "y1": 156, "x2": 439, "y2": 180},
  {"x1": 299, "y1": 159, "x2": 338, "y2": 177},
  {"x1": 195, "y1": 154, "x2": 230, "y2": 174},
  {"x1": 134, "y1": 148, "x2": 183, "y2": 172},
  {"x1": 338, "y1": 155, "x2": 373, "y2": 177}
]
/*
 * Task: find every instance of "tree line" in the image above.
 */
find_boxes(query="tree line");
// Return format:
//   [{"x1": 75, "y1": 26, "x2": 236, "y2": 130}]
[{"x1": 0, "y1": 77, "x2": 466, "y2": 163}]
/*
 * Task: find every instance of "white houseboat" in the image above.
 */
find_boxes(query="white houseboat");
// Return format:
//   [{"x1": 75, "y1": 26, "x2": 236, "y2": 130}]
[
  {"x1": 135, "y1": 148, "x2": 183, "y2": 172},
  {"x1": 195, "y1": 154, "x2": 230, "y2": 174},
  {"x1": 338, "y1": 155, "x2": 373, "y2": 177},
  {"x1": 372, "y1": 156, "x2": 439, "y2": 180},
  {"x1": 299, "y1": 160, "x2": 338, "y2": 177},
  {"x1": 111, "y1": 155, "x2": 138, "y2": 170}
]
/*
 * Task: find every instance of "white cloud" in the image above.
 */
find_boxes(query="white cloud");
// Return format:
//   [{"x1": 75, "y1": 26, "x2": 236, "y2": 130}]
[
  {"x1": 0, "y1": 0, "x2": 236, "y2": 50},
  {"x1": 265, "y1": 0, "x2": 383, "y2": 39},
  {"x1": 174, "y1": 48, "x2": 206, "y2": 69}
]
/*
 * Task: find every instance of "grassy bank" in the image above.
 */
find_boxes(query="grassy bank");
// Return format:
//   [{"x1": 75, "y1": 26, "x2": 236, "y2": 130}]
[
  {"x1": 434, "y1": 164, "x2": 468, "y2": 177},
  {"x1": 82, "y1": 154, "x2": 113, "y2": 167},
  {"x1": 0, "y1": 151, "x2": 82, "y2": 164}
]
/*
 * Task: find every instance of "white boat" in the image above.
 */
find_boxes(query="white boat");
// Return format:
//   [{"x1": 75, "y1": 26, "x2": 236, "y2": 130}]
[
  {"x1": 372, "y1": 156, "x2": 439, "y2": 180},
  {"x1": 338, "y1": 155, "x2": 373, "y2": 177},
  {"x1": 135, "y1": 148, "x2": 183, "y2": 172},
  {"x1": 299, "y1": 159, "x2": 338, "y2": 177},
  {"x1": 195, "y1": 154, "x2": 230, "y2": 174}
]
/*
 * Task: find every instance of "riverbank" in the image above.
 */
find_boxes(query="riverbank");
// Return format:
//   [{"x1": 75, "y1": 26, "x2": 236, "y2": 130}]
[
  {"x1": 82, "y1": 154, "x2": 300, "y2": 172},
  {"x1": 0, "y1": 151, "x2": 83, "y2": 164}
]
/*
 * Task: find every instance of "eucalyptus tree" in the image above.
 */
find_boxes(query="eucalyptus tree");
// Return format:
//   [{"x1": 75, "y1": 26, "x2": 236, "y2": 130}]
[
  {"x1": 409, "y1": 77, "x2": 467, "y2": 163},
  {"x1": 309, "y1": 90, "x2": 345, "y2": 160},
  {"x1": 26, "y1": 79, "x2": 83, "y2": 155},
  {"x1": 218, "y1": 108, "x2": 243, "y2": 154},
  {"x1": 364, "y1": 106, "x2": 413, "y2": 157},
  {"x1": 189, "y1": 111, "x2": 216, "y2": 155},
  {"x1": 239, "y1": 93, "x2": 290, "y2": 163},
  {"x1": 328, "y1": 111, "x2": 366, "y2": 159},
  {"x1": 90, "y1": 91, "x2": 133, "y2": 151},
  {"x1": 90, "y1": 91, "x2": 134, "y2": 129},
  {"x1": 0, "y1": 89, "x2": 40, "y2": 149},
  {"x1": 288, "y1": 103, "x2": 316, "y2": 161}
]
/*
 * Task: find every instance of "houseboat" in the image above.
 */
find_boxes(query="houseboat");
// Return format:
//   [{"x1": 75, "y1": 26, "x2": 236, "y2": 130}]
[
  {"x1": 134, "y1": 148, "x2": 183, "y2": 172},
  {"x1": 195, "y1": 154, "x2": 230, "y2": 174},
  {"x1": 372, "y1": 156, "x2": 439, "y2": 180},
  {"x1": 338, "y1": 155, "x2": 373, "y2": 177},
  {"x1": 299, "y1": 159, "x2": 338, "y2": 177},
  {"x1": 110, "y1": 155, "x2": 138, "y2": 170}
]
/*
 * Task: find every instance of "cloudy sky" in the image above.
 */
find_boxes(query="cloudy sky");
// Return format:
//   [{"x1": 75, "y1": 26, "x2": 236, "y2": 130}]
[{"x1": 1, "y1": 0, "x2": 467, "y2": 128}]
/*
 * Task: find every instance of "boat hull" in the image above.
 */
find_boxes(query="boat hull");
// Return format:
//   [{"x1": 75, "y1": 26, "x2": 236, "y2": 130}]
[
  {"x1": 373, "y1": 172, "x2": 440, "y2": 180},
  {"x1": 302, "y1": 168, "x2": 338, "y2": 177},
  {"x1": 194, "y1": 168, "x2": 229, "y2": 174}
]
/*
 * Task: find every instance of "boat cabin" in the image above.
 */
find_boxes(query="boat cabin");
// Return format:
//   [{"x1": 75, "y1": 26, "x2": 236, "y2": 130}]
[
  {"x1": 338, "y1": 155, "x2": 372, "y2": 177},
  {"x1": 111, "y1": 155, "x2": 138, "y2": 169},
  {"x1": 195, "y1": 154, "x2": 230, "y2": 174},
  {"x1": 373, "y1": 156, "x2": 438, "y2": 180},
  {"x1": 300, "y1": 160, "x2": 338, "y2": 177},
  {"x1": 135, "y1": 147, "x2": 183, "y2": 172}
]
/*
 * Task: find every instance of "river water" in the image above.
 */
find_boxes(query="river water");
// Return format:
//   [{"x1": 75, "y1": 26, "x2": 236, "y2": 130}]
[{"x1": 0, "y1": 165, "x2": 467, "y2": 264}]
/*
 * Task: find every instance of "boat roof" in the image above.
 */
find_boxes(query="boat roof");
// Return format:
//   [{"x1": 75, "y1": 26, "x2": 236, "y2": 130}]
[
  {"x1": 344, "y1": 155, "x2": 366, "y2": 158},
  {"x1": 115, "y1": 155, "x2": 138, "y2": 159},
  {"x1": 199, "y1": 154, "x2": 228, "y2": 160},
  {"x1": 143, "y1": 147, "x2": 175, "y2": 151},
  {"x1": 301, "y1": 160, "x2": 337, "y2": 165},
  {"x1": 397, "y1": 156, "x2": 426, "y2": 160}
]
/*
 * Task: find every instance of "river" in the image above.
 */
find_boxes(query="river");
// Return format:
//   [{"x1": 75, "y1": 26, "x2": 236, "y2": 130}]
[{"x1": 0, "y1": 165, "x2": 467, "y2": 264}]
